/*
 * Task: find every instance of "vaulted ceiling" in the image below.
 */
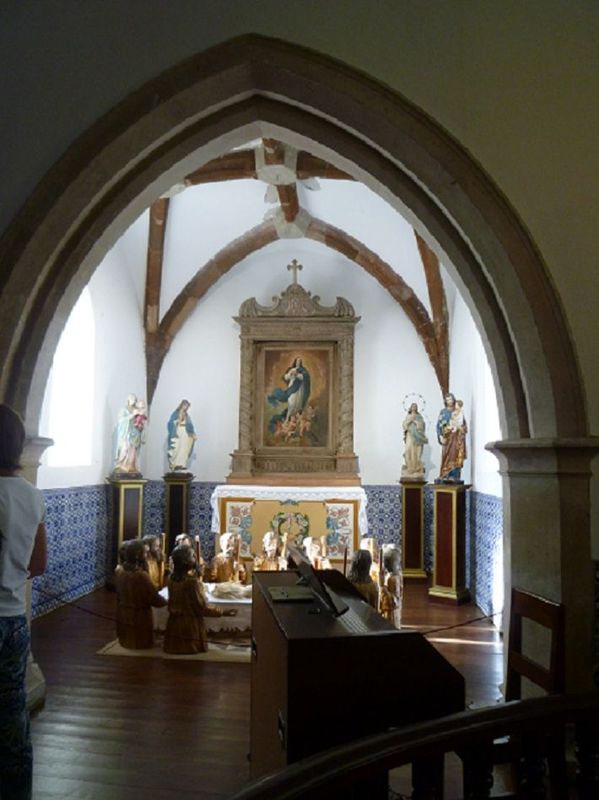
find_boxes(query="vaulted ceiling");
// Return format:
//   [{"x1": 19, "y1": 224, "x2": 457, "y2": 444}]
[{"x1": 142, "y1": 138, "x2": 450, "y2": 405}]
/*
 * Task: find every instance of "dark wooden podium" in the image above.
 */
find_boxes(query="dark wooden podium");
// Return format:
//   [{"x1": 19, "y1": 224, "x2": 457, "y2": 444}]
[{"x1": 250, "y1": 570, "x2": 465, "y2": 796}]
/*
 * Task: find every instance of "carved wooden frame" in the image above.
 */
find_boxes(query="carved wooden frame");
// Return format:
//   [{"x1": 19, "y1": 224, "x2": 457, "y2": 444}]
[{"x1": 228, "y1": 281, "x2": 360, "y2": 485}]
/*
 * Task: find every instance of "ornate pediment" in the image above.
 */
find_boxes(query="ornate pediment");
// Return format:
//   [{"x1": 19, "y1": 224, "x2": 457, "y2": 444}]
[{"x1": 239, "y1": 282, "x2": 356, "y2": 319}]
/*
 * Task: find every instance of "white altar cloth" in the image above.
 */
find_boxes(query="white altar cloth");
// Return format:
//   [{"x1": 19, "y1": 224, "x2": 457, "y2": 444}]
[
  {"x1": 153, "y1": 584, "x2": 252, "y2": 633},
  {"x1": 210, "y1": 484, "x2": 369, "y2": 536}
]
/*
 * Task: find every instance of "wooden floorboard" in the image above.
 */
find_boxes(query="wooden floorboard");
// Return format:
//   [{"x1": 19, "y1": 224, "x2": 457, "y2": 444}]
[{"x1": 30, "y1": 582, "x2": 503, "y2": 799}]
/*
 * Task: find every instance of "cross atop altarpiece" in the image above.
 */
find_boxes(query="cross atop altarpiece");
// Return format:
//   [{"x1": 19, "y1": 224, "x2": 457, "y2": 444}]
[
  {"x1": 287, "y1": 259, "x2": 303, "y2": 284},
  {"x1": 229, "y1": 263, "x2": 361, "y2": 486}
]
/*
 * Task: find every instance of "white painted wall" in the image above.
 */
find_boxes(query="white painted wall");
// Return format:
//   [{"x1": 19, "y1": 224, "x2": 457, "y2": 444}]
[
  {"x1": 1, "y1": 0, "x2": 594, "y2": 542},
  {"x1": 445, "y1": 281, "x2": 502, "y2": 496},
  {"x1": 37, "y1": 197, "x2": 502, "y2": 494},
  {"x1": 149, "y1": 236, "x2": 444, "y2": 484},
  {"x1": 38, "y1": 218, "x2": 148, "y2": 489}
]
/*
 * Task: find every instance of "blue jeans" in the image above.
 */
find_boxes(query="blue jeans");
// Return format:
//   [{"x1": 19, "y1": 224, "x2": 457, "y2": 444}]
[{"x1": 0, "y1": 616, "x2": 32, "y2": 800}]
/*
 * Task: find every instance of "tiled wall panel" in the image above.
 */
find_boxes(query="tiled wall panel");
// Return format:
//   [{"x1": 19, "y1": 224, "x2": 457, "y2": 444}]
[{"x1": 35, "y1": 481, "x2": 503, "y2": 620}]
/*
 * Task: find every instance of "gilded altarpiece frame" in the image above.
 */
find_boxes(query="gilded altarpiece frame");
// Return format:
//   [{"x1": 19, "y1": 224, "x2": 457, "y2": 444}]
[{"x1": 228, "y1": 281, "x2": 360, "y2": 484}]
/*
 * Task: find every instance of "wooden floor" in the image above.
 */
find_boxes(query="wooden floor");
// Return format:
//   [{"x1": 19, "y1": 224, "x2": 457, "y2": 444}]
[{"x1": 30, "y1": 583, "x2": 503, "y2": 799}]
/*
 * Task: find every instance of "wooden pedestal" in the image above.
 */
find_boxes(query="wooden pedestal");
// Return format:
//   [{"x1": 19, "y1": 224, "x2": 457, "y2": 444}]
[
  {"x1": 108, "y1": 478, "x2": 147, "y2": 576},
  {"x1": 163, "y1": 473, "x2": 193, "y2": 553},
  {"x1": 429, "y1": 483, "x2": 470, "y2": 604},
  {"x1": 400, "y1": 479, "x2": 427, "y2": 580}
]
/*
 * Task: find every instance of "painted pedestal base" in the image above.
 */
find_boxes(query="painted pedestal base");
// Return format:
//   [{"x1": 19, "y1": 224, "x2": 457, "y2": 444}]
[
  {"x1": 107, "y1": 478, "x2": 147, "y2": 581},
  {"x1": 429, "y1": 483, "x2": 470, "y2": 604},
  {"x1": 163, "y1": 473, "x2": 193, "y2": 553},
  {"x1": 400, "y1": 479, "x2": 427, "y2": 580}
]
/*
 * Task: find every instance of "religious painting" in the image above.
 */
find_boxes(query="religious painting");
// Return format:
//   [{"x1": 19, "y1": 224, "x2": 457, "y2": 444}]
[{"x1": 258, "y1": 345, "x2": 333, "y2": 450}]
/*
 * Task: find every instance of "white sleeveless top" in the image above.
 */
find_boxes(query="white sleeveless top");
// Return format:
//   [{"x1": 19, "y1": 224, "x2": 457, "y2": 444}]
[{"x1": 0, "y1": 476, "x2": 46, "y2": 616}]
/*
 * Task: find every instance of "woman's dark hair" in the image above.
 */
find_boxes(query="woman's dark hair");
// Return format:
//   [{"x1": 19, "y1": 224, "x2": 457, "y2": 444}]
[
  {"x1": 0, "y1": 404, "x2": 26, "y2": 470},
  {"x1": 348, "y1": 549, "x2": 373, "y2": 584},
  {"x1": 171, "y1": 544, "x2": 194, "y2": 581}
]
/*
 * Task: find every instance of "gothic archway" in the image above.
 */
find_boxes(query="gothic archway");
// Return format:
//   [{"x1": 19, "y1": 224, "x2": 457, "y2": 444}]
[
  {"x1": 0, "y1": 35, "x2": 585, "y2": 440},
  {"x1": 0, "y1": 35, "x2": 594, "y2": 688}
]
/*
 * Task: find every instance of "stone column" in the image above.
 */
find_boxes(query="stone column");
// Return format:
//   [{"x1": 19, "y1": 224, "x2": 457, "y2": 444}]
[
  {"x1": 487, "y1": 437, "x2": 599, "y2": 693},
  {"x1": 21, "y1": 434, "x2": 53, "y2": 710}
]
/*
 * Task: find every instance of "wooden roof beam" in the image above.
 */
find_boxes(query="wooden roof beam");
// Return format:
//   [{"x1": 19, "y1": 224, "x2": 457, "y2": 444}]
[
  {"x1": 146, "y1": 220, "x2": 279, "y2": 404},
  {"x1": 143, "y1": 198, "x2": 169, "y2": 335},
  {"x1": 415, "y1": 232, "x2": 449, "y2": 396},
  {"x1": 306, "y1": 217, "x2": 446, "y2": 392},
  {"x1": 185, "y1": 151, "x2": 257, "y2": 185}
]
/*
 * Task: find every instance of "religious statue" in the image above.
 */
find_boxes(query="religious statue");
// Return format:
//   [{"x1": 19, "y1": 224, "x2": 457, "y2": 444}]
[
  {"x1": 253, "y1": 531, "x2": 287, "y2": 572},
  {"x1": 163, "y1": 544, "x2": 237, "y2": 654},
  {"x1": 167, "y1": 399, "x2": 198, "y2": 473},
  {"x1": 208, "y1": 532, "x2": 247, "y2": 583},
  {"x1": 114, "y1": 539, "x2": 167, "y2": 649},
  {"x1": 401, "y1": 402, "x2": 428, "y2": 479},
  {"x1": 359, "y1": 536, "x2": 380, "y2": 585},
  {"x1": 379, "y1": 544, "x2": 403, "y2": 629},
  {"x1": 436, "y1": 393, "x2": 468, "y2": 482},
  {"x1": 142, "y1": 534, "x2": 166, "y2": 590},
  {"x1": 113, "y1": 394, "x2": 147, "y2": 476},
  {"x1": 347, "y1": 549, "x2": 379, "y2": 609},
  {"x1": 303, "y1": 536, "x2": 331, "y2": 570}
]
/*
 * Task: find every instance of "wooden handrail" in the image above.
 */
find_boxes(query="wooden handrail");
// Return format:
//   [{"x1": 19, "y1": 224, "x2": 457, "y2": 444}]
[{"x1": 230, "y1": 693, "x2": 599, "y2": 799}]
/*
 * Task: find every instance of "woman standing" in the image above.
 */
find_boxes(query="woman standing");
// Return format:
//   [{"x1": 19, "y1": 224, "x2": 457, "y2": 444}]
[{"x1": 0, "y1": 404, "x2": 47, "y2": 799}]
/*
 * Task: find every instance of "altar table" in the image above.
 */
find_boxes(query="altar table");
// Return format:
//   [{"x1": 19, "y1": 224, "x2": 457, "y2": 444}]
[{"x1": 210, "y1": 484, "x2": 369, "y2": 561}]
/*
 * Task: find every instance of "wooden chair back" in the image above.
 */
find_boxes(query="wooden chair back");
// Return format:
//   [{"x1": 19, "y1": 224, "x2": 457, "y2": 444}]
[{"x1": 505, "y1": 587, "x2": 566, "y2": 701}]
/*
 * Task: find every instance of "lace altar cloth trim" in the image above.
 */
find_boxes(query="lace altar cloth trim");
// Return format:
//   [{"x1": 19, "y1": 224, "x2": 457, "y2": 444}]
[{"x1": 210, "y1": 484, "x2": 368, "y2": 537}]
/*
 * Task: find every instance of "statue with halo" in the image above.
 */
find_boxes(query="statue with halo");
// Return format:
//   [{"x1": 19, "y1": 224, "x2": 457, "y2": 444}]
[{"x1": 401, "y1": 398, "x2": 428, "y2": 479}]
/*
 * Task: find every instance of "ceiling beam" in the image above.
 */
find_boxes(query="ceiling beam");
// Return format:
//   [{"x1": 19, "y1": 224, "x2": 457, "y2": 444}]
[
  {"x1": 145, "y1": 220, "x2": 279, "y2": 404},
  {"x1": 296, "y1": 152, "x2": 353, "y2": 180},
  {"x1": 183, "y1": 144, "x2": 354, "y2": 187},
  {"x1": 185, "y1": 151, "x2": 257, "y2": 184},
  {"x1": 415, "y1": 232, "x2": 449, "y2": 396},
  {"x1": 144, "y1": 198, "x2": 169, "y2": 334},
  {"x1": 306, "y1": 216, "x2": 446, "y2": 392}
]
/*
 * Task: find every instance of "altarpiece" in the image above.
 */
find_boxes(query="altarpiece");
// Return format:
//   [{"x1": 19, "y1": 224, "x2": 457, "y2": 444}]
[{"x1": 228, "y1": 268, "x2": 361, "y2": 485}]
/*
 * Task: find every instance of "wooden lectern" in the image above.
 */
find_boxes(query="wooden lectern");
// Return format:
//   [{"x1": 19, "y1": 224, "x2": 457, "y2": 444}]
[{"x1": 250, "y1": 570, "x2": 465, "y2": 797}]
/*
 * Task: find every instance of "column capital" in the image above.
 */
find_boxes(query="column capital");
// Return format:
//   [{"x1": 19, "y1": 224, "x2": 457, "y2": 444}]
[
  {"x1": 486, "y1": 437, "x2": 599, "y2": 476},
  {"x1": 20, "y1": 435, "x2": 53, "y2": 484}
]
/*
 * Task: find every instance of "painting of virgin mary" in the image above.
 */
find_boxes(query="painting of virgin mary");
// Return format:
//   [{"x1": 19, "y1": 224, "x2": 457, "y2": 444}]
[{"x1": 262, "y1": 348, "x2": 330, "y2": 448}]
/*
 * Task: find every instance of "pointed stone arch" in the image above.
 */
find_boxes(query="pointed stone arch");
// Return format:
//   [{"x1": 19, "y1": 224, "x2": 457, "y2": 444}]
[
  {"x1": 0, "y1": 35, "x2": 584, "y2": 441},
  {"x1": 0, "y1": 33, "x2": 595, "y2": 689}
]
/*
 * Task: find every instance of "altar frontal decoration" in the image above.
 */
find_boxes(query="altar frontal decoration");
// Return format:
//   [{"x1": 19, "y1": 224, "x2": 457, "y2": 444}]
[{"x1": 218, "y1": 497, "x2": 358, "y2": 562}]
